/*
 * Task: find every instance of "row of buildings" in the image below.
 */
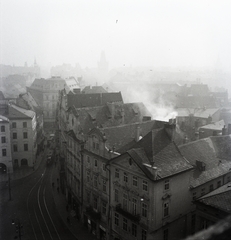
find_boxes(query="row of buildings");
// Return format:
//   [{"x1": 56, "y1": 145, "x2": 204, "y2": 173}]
[
  {"x1": 56, "y1": 86, "x2": 231, "y2": 240},
  {"x1": 1, "y1": 75, "x2": 231, "y2": 239}
]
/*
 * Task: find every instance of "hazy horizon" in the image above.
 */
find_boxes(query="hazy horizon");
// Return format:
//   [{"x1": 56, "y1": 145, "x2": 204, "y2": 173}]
[{"x1": 1, "y1": 0, "x2": 231, "y2": 72}]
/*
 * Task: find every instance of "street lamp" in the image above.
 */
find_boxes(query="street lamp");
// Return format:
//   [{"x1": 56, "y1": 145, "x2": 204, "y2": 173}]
[{"x1": 12, "y1": 218, "x2": 23, "y2": 240}]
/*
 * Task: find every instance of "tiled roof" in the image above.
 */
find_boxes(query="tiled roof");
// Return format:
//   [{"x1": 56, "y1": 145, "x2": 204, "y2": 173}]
[
  {"x1": 196, "y1": 183, "x2": 231, "y2": 213},
  {"x1": 176, "y1": 96, "x2": 218, "y2": 108},
  {"x1": 152, "y1": 142, "x2": 193, "y2": 178},
  {"x1": 102, "y1": 120, "x2": 165, "y2": 153},
  {"x1": 6, "y1": 104, "x2": 35, "y2": 119},
  {"x1": 176, "y1": 108, "x2": 220, "y2": 118},
  {"x1": 69, "y1": 102, "x2": 152, "y2": 135},
  {"x1": 199, "y1": 120, "x2": 225, "y2": 131},
  {"x1": 82, "y1": 86, "x2": 108, "y2": 94},
  {"x1": 179, "y1": 136, "x2": 231, "y2": 187},
  {"x1": 67, "y1": 92, "x2": 123, "y2": 108}
]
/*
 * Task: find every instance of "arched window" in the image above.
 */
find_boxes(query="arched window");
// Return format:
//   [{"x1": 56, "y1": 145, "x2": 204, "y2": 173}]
[{"x1": 21, "y1": 159, "x2": 28, "y2": 166}]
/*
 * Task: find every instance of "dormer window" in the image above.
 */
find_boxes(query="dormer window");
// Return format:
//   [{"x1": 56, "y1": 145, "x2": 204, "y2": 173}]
[{"x1": 92, "y1": 135, "x2": 99, "y2": 150}]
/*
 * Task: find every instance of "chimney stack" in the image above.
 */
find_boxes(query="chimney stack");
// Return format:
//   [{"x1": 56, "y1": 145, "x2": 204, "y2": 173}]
[
  {"x1": 135, "y1": 126, "x2": 141, "y2": 142},
  {"x1": 222, "y1": 125, "x2": 227, "y2": 135},
  {"x1": 228, "y1": 124, "x2": 231, "y2": 135}
]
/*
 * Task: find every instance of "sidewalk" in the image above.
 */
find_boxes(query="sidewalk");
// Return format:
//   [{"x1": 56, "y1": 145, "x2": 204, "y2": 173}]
[
  {"x1": 51, "y1": 164, "x2": 97, "y2": 240},
  {"x1": 0, "y1": 150, "x2": 45, "y2": 183}
]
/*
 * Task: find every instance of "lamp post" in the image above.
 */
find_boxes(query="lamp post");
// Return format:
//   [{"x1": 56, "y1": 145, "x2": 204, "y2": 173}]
[{"x1": 12, "y1": 218, "x2": 23, "y2": 240}]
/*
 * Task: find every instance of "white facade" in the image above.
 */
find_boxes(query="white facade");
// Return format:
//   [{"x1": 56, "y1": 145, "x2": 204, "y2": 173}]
[{"x1": 0, "y1": 115, "x2": 13, "y2": 173}]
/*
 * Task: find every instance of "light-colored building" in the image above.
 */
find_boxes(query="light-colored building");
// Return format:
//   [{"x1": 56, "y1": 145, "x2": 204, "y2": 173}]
[
  {"x1": 7, "y1": 104, "x2": 37, "y2": 168},
  {"x1": 0, "y1": 115, "x2": 13, "y2": 174},
  {"x1": 27, "y1": 76, "x2": 79, "y2": 129}
]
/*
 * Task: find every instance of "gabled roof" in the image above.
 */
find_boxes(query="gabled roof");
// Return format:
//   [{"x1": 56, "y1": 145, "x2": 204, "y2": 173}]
[
  {"x1": 176, "y1": 96, "x2": 218, "y2": 108},
  {"x1": 7, "y1": 104, "x2": 35, "y2": 119},
  {"x1": 67, "y1": 92, "x2": 123, "y2": 108},
  {"x1": 176, "y1": 108, "x2": 220, "y2": 118},
  {"x1": 179, "y1": 135, "x2": 231, "y2": 187},
  {"x1": 68, "y1": 102, "x2": 153, "y2": 135},
  {"x1": 82, "y1": 86, "x2": 108, "y2": 94},
  {"x1": 199, "y1": 120, "x2": 225, "y2": 131},
  {"x1": 102, "y1": 120, "x2": 165, "y2": 153},
  {"x1": 152, "y1": 141, "x2": 193, "y2": 178},
  {"x1": 196, "y1": 182, "x2": 231, "y2": 213}
]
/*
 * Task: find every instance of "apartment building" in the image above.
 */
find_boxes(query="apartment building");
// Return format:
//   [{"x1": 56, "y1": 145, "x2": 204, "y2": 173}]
[
  {"x1": 6, "y1": 104, "x2": 37, "y2": 168},
  {"x1": 0, "y1": 115, "x2": 13, "y2": 174}
]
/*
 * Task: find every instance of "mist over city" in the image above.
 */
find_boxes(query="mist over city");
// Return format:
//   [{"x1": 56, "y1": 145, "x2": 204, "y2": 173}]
[{"x1": 1, "y1": 1, "x2": 231, "y2": 240}]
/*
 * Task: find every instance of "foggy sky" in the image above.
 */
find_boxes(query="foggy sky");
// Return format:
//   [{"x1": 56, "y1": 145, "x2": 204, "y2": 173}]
[{"x1": 1, "y1": 0, "x2": 231, "y2": 71}]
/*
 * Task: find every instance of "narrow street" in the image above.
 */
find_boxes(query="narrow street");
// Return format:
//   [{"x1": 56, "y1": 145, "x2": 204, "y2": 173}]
[{"x1": 0, "y1": 150, "x2": 76, "y2": 240}]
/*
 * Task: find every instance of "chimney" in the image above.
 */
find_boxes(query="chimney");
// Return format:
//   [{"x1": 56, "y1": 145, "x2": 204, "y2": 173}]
[
  {"x1": 222, "y1": 125, "x2": 227, "y2": 135},
  {"x1": 143, "y1": 163, "x2": 158, "y2": 180},
  {"x1": 164, "y1": 122, "x2": 176, "y2": 141},
  {"x1": 228, "y1": 124, "x2": 231, "y2": 135},
  {"x1": 135, "y1": 126, "x2": 141, "y2": 142}
]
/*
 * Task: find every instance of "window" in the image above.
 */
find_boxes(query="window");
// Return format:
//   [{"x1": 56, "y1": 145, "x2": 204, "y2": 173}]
[
  {"x1": 93, "y1": 175, "x2": 98, "y2": 188},
  {"x1": 102, "y1": 163, "x2": 106, "y2": 171},
  {"x1": 217, "y1": 181, "x2": 221, "y2": 188},
  {"x1": 94, "y1": 159, "x2": 98, "y2": 167},
  {"x1": 87, "y1": 171, "x2": 90, "y2": 182},
  {"x1": 132, "y1": 198, "x2": 137, "y2": 215},
  {"x1": 23, "y1": 122, "x2": 27, "y2": 128},
  {"x1": 132, "y1": 223, "x2": 137, "y2": 237},
  {"x1": 1, "y1": 126, "x2": 5, "y2": 132},
  {"x1": 123, "y1": 218, "x2": 127, "y2": 231},
  {"x1": 133, "y1": 176, "x2": 138, "y2": 186},
  {"x1": 1, "y1": 136, "x2": 6, "y2": 143},
  {"x1": 93, "y1": 196, "x2": 98, "y2": 210},
  {"x1": 13, "y1": 144, "x2": 18, "y2": 152},
  {"x1": 114, "y1": 213, "x2": 119, "y2": 226},
  {"x1": 123, "y1": 193, "x2": 128, "y2": 210},
  {"x1": 142, "y1": 202, "x2": 147, "y2": 217},
  {"x1": 24, "y1": 144, "x2": 28, "y2": 151},
  {"x1": 102, "y1": 201, "x2": 107, "y2": 215},
  {"x1": 164, "y1": 179, "x2": 170, "y2": 190},
  {"x1": 13, "y1": 132, "x2": 17, "y2": 139},
  {"x1": 12, "y1": 122, "x2": 17, "y2": 128},
  {"x1": 192, "y1": 192, "x2": 197, "y2": 200},
  {"x1": 124, "y1": 172, "x2": 128, "y2": 183},
  {"x1": 163, "y1": 229, "x2": 169, "y2": 240},
  {"x1": 164, "y1": 202, "x2": 169, "y2": 217},
  {"x1": 23, "y1": 132, "x2": 28, "y2": 139},
  {"x1": 86, "y1": 192, "x2": 91, "y2": 203},
  {"x1": 201, "y1": 188, "x2": 205, "y2": 196},
  {"x1": 143, "y1": 180, "x2": 148, "y2": 191},
  {"x1": 2, "y1": 149, "x2": 6, "y2": 156},
  {"x1": 115, "y1": 189, "x2": 119, "y2": 202},
  {"x1": 102, "y1": 180, "x2": 107, "y2": 192},
  {"x1": 209, "y1": 184, "x2": 214, "y2": 192},
  {"x1": 142, "y1": 229, "x2": 147, "y2": 240},
  {"x1": 115, "y1": 169, "x2": 119, "y2": 178},
  {"x1": 227, "y1": 176, "x2": 231, "y2": 183}
]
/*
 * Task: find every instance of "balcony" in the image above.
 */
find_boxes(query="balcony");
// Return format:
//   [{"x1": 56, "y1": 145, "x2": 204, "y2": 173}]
[
  {"x1": 86, "y1": 206, "x2": 101, "y2": 220},
  {"x1": 115, "y1": 204, "x2": 140, "y2": 223}
]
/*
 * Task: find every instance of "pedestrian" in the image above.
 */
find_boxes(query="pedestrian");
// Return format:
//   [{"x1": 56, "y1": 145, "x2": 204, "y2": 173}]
[
  {"x1": 57, "y1": 187, "x2": 59, "y2": 193},
  {"x1": 52, "y1": 182, "x2": 55, "y2": 188},
  {"x1": 57, "y1": 178, "x2": 59, "y2": 184}
]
